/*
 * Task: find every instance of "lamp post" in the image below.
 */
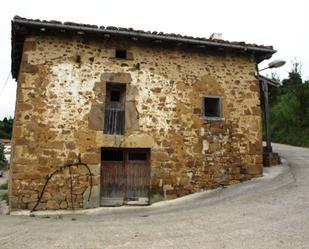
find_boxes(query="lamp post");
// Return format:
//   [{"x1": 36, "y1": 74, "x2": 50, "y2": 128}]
[
  {"x1": 259, "y1": 59, "x2": 286, "y2": 72},
  {"x1": 258, "y1": 59, "x2": 285, "y2": 156}
]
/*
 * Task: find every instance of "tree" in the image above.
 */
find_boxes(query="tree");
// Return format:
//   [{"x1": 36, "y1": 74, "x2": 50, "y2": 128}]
[
  {"x1": 268, "y1": 72, "x2": 281, "y2": 105},
  {"x1": 0, "y1": 117, "x2": 13, "y2": 139},
  {"x1": 269, "y1": 60, "x2": 309, "y2": 147},
  {"x1": 282, "y1": 60, "x2": 303, "y2": 86},
  {"x1": 270, "y1": 72, "x2": 281, "y2": 83},
  {"x1": 0, "y1": 143, "x2": 7, "y2": 168}
]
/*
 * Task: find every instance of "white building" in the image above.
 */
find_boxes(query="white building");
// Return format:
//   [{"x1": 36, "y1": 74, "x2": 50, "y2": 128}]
[{"x1": 0, "y1": 139, "x2": 11, "y2": 163}]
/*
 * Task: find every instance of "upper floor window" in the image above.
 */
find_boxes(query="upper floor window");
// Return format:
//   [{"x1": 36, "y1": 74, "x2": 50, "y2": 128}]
[
  {"x1": 115, "y1": 49, "x2": 127, "y2": 59},
  {"x1": 104, "y1": 83, "x2": 126, "y2": 135},
  {"x1": 203, "y1": 96, "x2": 222, "y2": 119}
]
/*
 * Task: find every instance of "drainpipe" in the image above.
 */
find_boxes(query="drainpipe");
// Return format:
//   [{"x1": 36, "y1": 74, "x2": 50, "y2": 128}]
[
  {"x1": 260, "y1": 77, "x2": 272, "y2": 153},
  {"x1": 258, "y1": 59, "x2": 286, "y2": 156}
]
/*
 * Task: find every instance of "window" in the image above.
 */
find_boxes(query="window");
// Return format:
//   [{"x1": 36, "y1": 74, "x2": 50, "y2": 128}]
[
  {"x1": 128, "y1": 152, "x2": 147, "y2": 161},
  {"x1": 203, "y1": 96, "x2": 222, "y2": 119},
  {"x1": 104, "y1": 83, "x2": 126, "y2": 135},
  {"x1": 101, "y1": 150, "x2": 124, "y2": 161},
  {"x1": 101, "y1": 149, "x2": 149, "y2": 162},
  {"x1": 115, "y1": 49, "x2": 127, "y2": 59},
  {"x1": 110, "y1": 90, "x2": 121, "y2": 102}
]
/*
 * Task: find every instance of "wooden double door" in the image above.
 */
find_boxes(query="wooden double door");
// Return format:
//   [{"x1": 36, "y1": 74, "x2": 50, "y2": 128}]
[{"x1": 100, "y1": 148, "x2": 150, "y2": 206}]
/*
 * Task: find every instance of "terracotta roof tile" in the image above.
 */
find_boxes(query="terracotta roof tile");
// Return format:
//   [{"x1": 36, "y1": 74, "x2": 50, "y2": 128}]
[
  {"x1": 11, "y1": 16, "x2": 276, "y2": 79},
  {"x1": 12, "y1": 15, "x2": 274, "y2": 50}
]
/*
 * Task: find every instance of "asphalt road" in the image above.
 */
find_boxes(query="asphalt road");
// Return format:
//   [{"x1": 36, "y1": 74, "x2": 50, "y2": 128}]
[{"x1": 0, "y1": 143, "x2": 308, "y2": 249}]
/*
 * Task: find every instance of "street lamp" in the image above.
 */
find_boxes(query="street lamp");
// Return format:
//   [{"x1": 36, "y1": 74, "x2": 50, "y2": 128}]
[
  {"x1": 258, "y1": 59, "x2": 285, "y2": 165},
  {"x1": 259, "y1": 59, "x2": 286, "y2": 72}
]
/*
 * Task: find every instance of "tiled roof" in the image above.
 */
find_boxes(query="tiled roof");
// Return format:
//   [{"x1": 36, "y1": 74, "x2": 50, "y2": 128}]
[{"x1": 11, "y1": 16, "x2": 276, "y2": 79}]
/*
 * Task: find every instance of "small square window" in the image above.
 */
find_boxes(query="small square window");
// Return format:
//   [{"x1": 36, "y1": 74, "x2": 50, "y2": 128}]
[
  {"x1": 115, "y1": 49, "x2": 127, "y2": 59},
  {"x1": 203, "y1": 97, "x2": 222, "y2": 118}
]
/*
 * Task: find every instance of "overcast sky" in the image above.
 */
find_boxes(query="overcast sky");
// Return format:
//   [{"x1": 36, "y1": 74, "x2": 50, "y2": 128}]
[{"x1": 0, "y1": 0, "x2": 308, "y2": 119}]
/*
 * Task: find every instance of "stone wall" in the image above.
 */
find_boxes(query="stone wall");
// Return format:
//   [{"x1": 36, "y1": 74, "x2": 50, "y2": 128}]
[{"x1": 9, "y1": 35, "x2": 263, "y2": 210}]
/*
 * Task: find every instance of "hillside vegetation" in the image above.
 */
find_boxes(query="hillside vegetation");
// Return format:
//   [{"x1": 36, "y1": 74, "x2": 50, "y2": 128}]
[
  {"x1": 0, "y1": 118, "x2": 12, "y2": 169},
  {"x1": 268, "y1": 62, "x2": 309, "y2": 147},
  {"x1": 0, "y1": 117, "x2": 13, "y2": 139}
]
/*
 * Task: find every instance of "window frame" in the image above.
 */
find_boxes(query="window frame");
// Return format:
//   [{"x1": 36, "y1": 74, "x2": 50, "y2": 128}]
[
  {"x1": 201, "y1": 95, "x2": 224, "y2": 121},
  {"x1": 104, "y1": 83, "x2": 126, "y2": 135}
]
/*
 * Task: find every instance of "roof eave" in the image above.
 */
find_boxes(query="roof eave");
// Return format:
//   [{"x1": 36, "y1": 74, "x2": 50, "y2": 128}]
[
  {"x1": 12, "y1": 18, "x2": 276, "y2": 54},
  {"x1": 11, "y1": 18, "x2": 276, "y2": 80},
  {"x1": 258, "y1": 75, "x2": 281, "y2": 87}
]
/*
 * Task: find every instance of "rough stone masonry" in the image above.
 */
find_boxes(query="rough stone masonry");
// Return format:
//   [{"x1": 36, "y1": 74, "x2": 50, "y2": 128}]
[{"x1": 9, "y1": 17, "x2": 276, "y2": 210}]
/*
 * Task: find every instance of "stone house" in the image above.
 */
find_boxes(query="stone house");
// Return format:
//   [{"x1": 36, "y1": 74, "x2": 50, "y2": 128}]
[{"x1": 9, "y1": 16, "x2": 276, "y2": 210}]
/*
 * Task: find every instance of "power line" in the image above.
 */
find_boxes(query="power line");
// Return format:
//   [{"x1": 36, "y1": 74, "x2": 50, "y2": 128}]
[{"x1": 0, "y1": 72, "x2": 11, "y2": 97}]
